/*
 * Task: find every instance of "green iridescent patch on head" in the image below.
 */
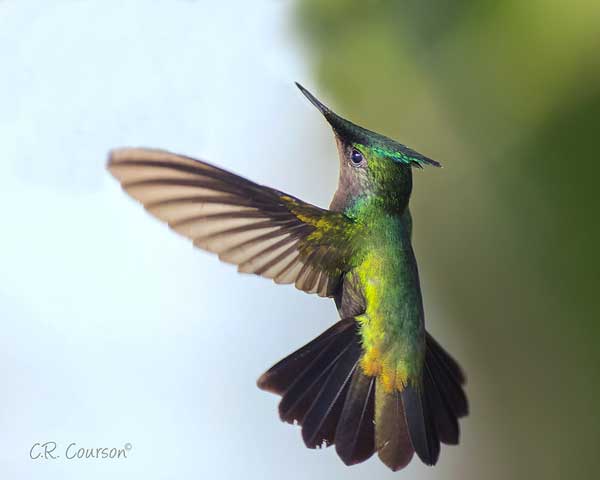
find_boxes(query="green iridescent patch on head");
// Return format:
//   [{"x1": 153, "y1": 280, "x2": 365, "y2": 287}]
[{"x1": 356, "y1": 143, "x2": 440, "y2": 169}]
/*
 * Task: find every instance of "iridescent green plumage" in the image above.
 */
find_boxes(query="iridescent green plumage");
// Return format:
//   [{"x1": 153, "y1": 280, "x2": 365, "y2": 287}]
[
  {"x1": 107, "y1": 83, "x2": 467, "y2": 472},
  {"x1": 293, "y1": 86, "x2": 432, "y2": 391}
]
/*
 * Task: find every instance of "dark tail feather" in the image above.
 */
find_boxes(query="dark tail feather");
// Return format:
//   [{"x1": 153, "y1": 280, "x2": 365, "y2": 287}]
[
  {"x1": 426, "y1": 333, "x2": 469, "y2": 419},
  {"x1": 398, "y1": 331, "x2": 468, "y2": 466},
  {"x1": 375, "y1": 382, "x2": 414, "y2": 471},
  {"x1": 301, "y1": 340, "x2": 361, "y2": 448},
  {"x1": 424, "y1": 363, "x2": 459, "y2": 445},
  {"x1": 276, "y1": 325, "x2": 356, "y2": 426},
  {"x1": 335, "y1": 371, "x2": 376, "y2": 465},
  {"x1": 401, "y1": 384, "x2": 440, "y2": 465},
  {"x1": 426, "y1": 332, "x2": 466, "y2": 384},
  {"x1": 257, "y1": 319, "x2": 355, "y2": 396},
  {"x1": 399, "y1": 333, "x2": 468, "y2": 466},
  {"x1": 257, "y1": 323, "x2": 468, "y2": 471},
  {"x1": 257, "y1": 318, "x2": 362, "y2": 448},
  {"x1": 258, "y1": 319, "x2": 375, "y2": 456}
]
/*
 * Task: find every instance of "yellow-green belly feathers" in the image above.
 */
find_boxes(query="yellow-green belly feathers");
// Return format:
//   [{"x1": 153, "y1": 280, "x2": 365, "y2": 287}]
[{"x1": 353, "y1": 210, "x2": 425, "y2": 391}]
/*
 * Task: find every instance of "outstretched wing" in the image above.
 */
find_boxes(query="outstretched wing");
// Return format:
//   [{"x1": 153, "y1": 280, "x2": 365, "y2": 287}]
[{"x1": 108, "y1": 148, "x2": 357, "y2": 297}]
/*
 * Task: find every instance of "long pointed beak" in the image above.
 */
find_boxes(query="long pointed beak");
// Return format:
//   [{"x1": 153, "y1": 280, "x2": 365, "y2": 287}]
[
  {"x1": 295, "y1": 82, "x2": 335, "y2": 119},
  {"x1": 295, "y1": 81, "x2": 364, "y2": 149},
  {"x1": 294, "y1": 82, "x2": 441, "y2": 168},
  {"x1": 295, "y1": 82, "x2": 354, "y2": 140}
]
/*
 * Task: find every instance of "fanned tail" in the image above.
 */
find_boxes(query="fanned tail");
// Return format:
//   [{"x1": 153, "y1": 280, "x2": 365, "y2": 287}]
[
  {"x1": 258, "y1": 319, "x2": 369, "y2": 453},
  {"x1": 257, "y1": 321, "x2": 468, "y2": 471}
]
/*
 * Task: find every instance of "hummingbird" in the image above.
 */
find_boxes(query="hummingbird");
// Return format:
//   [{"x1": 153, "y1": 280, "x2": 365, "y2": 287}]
[{"x1": 107, "y1": 83, "x2": 468, "y2": 471}]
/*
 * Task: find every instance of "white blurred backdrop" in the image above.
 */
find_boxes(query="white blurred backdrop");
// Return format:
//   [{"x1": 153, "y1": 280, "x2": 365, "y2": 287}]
[{"x1": 0, "y1": 2, "x2": 463, "y2": 479}]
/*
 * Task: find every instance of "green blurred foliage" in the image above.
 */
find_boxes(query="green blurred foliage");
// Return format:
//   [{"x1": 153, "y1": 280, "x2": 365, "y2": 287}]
[{"x1": 296, "y1": 1, "x2": 600, "y2": 478}]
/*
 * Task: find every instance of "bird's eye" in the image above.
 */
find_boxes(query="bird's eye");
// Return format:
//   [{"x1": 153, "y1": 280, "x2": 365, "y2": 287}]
[{"x1": 350, "y1": 148, "x2": 364, "y2": 166}]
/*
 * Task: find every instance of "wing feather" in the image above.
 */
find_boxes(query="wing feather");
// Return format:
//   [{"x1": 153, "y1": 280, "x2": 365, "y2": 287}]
[{"x1": 108, "y1": 148, "x2": 358, "y2": 296}]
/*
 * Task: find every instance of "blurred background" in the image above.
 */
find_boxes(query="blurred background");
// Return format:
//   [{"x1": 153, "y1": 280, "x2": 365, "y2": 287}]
[{"x1": 1, "y1": 1, "x2": 598, "y2": 479}]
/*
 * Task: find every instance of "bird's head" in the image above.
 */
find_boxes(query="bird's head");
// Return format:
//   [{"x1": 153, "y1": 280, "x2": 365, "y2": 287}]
[{"x1": 296, "y1": 83, "x2": 440, "y2": 214}]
